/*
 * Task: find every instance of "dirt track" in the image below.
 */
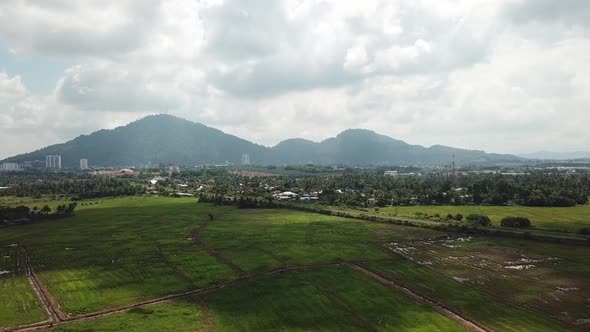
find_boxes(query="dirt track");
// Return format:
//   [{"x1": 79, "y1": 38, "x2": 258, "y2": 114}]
[
  {"x1": 4, "y1": 258, "x2": 493, "y2": 332},
  {"x1": 348, "y1": 263, "x2": 491, "y2": 332},
  {"x1": 5, "y1": 262, "x2": 353, "y2": 332},
  {"x1": 189, "y1": 217, "x2": 249, "y2": 278},
  {"x1": 20, "y1": 248, "x2": 63, "y2": 322},
  {"x1": 3, "y1": 215, "x2": 492, "y2": 332}
]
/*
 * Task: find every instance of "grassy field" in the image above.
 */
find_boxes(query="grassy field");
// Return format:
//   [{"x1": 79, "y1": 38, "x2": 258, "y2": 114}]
[
  {"x1": 0, "y1": 197, "x2": 237, "y2": 316},
  {"x1": 0, "y1": 246, "x2": 46, "y2": 327},
  {"x1": 0, "y1": 197, "x2": 440, "y2": 323},
  {"x1": 205, "y1": 266, "x2": 466, "y2": 331},
  {"x1": 52, "y1": 300, "x2": 207, "y2": 332},
  {"x1": 367, "y1": 261, "x2": 569, "y2": 331},
  {"x1": 376, "y1": 236, "x2": 590, "y2": 328},
  {"x1": 201, "y1": 209, "x2": 397, "y2": 273},
  {"x1": 49, "y1": 266, "x2": 467, "y2": 332},
  {"x1": 376, "y1": 204, "x2": 590, "y2": 233},
  {"x1": 0, "y1": 196, "x2": 587, "y2": 331}
]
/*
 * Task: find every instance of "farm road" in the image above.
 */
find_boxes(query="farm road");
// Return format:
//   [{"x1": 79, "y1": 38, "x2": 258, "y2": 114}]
[
  {"x1": 349, "y1": 263, "x2": 490, "y2": 332},
  {"x1": 5, "y1": 257, "x2": 492, "y2": 332}
]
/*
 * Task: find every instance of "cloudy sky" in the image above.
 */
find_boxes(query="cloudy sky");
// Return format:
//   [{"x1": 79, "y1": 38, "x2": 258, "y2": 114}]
[{"x1": 0, "y1": 0, "x2": 588, "y2": 159}]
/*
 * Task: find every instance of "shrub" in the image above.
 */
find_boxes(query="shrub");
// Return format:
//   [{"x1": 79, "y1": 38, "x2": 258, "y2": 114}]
[
  {"x1": 446, "y1": 213, "x2": 454, "y2": 220},
  {"x1": 453, "y1": 213, "x2": 463, "y2": 221},
  {"x1": 466, "y1": 214, "x2": 491, "y2": 226},
  {"x1": 500, "y1": 216, "x2": 531, "y2": 228}
]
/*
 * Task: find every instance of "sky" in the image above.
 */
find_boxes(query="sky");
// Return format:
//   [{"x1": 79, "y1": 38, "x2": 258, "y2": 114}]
[{"x1": 0, "y1": 0, "x2": 589, "y2": 159}]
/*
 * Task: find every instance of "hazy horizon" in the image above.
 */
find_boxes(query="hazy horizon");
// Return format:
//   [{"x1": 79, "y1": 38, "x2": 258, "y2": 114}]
[{"x1": 1, "y1": 0, "x2": 589, "y2": 159}]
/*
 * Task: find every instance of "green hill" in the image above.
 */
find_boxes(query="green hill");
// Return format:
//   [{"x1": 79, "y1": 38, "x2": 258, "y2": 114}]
[{"x1": 2, "y1": 114, "x2": 522, "y2": 167}]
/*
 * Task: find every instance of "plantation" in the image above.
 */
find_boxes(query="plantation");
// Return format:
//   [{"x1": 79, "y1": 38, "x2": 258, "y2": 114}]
[{"x1": 0, "y1": 196, "x2": 588, "y2": 331}]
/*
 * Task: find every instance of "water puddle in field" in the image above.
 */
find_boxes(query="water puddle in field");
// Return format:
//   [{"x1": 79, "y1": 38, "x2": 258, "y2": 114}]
[
  {"x1": 506, "y1": 257, "x2": 555, "y2": 265},
  {"x1": 0, "y1": 270, "x2": 12, "y2": 275},
  {"x1": 388, "y1": 243, "x2": 416, "y2": 254},
  {"x1": 8, "y1": 244, "x2": 17, "y2": 247},
  {"x1": 557, "y1": 287, "x2": 579, "y2": 292},
  {"x1": 575, "y1": 318, "x2": 590, "y2": 325},
  {"x1": 503, "y1": 264, "x2": 535, "y2": 270},
  {"x1": 452, "y1": 277, "x2": 470, "y2": 283},
  {"x1": 455, "y1": 237, "x2": 472, "y2": 242}
]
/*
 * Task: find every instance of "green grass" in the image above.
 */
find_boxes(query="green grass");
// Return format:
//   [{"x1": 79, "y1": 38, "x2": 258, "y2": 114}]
[
  {"x1": 0, "y1": 196, "x2": 72, "y2": 210},
  {"x1": 52, "y1": 300, "x2": 207, "y2": 332},
  {"x1": 0, "y1": 197, "x2": 237, "y2": 316},
  {"x1": 0, "y1": 245, "x2": 46, "y2": 327},
  {"x1": 201, "y1": 208, "x2": 396, "y2": 273},
  {"x1": 377, "y1": 204, "x2": 590, "y2": 233},
  {"x1": 1, "y1": 196, "x2": 585, "y2": 330},
  {"x1": 377, "y1": 236, "x2": 590, "y2": 328},
  {"x1": 204, "y1": 266, "x2": 466, "y2": 331},
  {"x1": 367, "y1": 261, "x2": 569, "y2": 332},
  {"x1": 0, "y1": 197, "x2": 428, "y2": 320}
]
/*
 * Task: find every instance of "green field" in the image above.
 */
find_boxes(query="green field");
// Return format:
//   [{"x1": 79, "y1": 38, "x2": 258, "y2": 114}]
[
  {"x1": 375, "y1": 236, "x2": 590, "y2": 328},
  {"x1": 0, "y1": 246, "x2": 46, "y2": 327},
  {"x1": 377, "y1": 204, "x2": 590, "y2": 233},
  {"x1": 367, "y1": 261, "x2": 567, "y2": 331},
  {"x1": 204, "y1": 266, "x2": 465, "y2": 331},
  {"x1": 52, "y1": 300, "x2": 208, "y2": 332},
  {"x1": 0, "y1": 196, "x2": 587, "y2": 331}
]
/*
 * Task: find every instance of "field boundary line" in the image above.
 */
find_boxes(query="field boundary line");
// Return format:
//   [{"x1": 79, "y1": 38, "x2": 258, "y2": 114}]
[
  {"x1": 154, "y1": 240, "x2": 196, "y2": 286},
  {"x1": 6, "y1": 261, "x2": 401, "y2": 332},
  {"x1": 193, "y1": 295, "x2": 216, "y2": 332},
  {"x1": 348, "y1": 263, "x2": 491, "y2": 332},
  {"x1": 373, "y1": 240, "x2": 586, "y2": 326},
  {"x1": 278, "y1": 204, "x2": 590, "y2": 246},
  {"x1": 189, "y1": 216, "x2": 249, "y2": 278},
  {"x1": 6, "y1": 262, "x2": 342, "y2": 331},
  {"x1": 20, "y1": 247, "x2": 64, "y2": 322},
  {"x1": 304, "y1": 275, "x2": 378, "y2": 332}
]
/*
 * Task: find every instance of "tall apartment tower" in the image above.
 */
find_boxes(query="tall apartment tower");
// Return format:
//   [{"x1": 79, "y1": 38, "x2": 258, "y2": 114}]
[
  {"x1": 46, "y1": 155, "x2": 62, "y2": 169},
  {"x1": 1, "y1": 163, "x2": 19, "y2": 171},
  {"x1": 241, "y1": 153, "x2": 251, "y2": 165},
  {"x1": 80, "y1": 159, "x2": 89, "y2": 170}
]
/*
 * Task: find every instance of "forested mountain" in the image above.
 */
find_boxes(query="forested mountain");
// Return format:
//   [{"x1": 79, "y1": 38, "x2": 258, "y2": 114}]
[
  {"x1": 518, "y1": 151, "x2": 590, "y2": 160},
  {"x1": 2, "y1": 114, "x2": 522, "y2": 167},
  {"x1": 2, "y1": 115, "x2": 267, "y2": 167}
]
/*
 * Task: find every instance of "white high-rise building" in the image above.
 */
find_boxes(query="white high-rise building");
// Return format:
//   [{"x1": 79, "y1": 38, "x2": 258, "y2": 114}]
[
  {"x1": 1, "y1": 163, "x2": 19, "y2": 171},
  {"x1": 241, "y1": 153, "x2": 251, "y2": 165},
  {"x1": 46, "y1": 155, "x2": 62, "y2": 169},
  {"x1": 80, "y1": 159, "x2": 89, "y2": 170}
]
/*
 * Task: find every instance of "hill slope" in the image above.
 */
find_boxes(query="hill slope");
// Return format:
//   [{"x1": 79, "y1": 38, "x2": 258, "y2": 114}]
[
  {"x1": 272, "y1": 129, "x2": 521, "y2": 165},
  {"x1": 2, "y1": 115, "x2": 267, "y2": 167},
  {"x1": 2, "y1": 114, "x2": 522, "y2": 167}
]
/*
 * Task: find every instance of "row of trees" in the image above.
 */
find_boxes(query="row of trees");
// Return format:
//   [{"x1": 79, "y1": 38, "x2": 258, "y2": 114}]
[
  {"x1": 189, "y1": 171, "x2": 590, "y2": 208},
  {"x1": 198, "y1": 194, "x2": 278, "y2": 209},
  {"x1": 294, "y1": 172, "x2": 590, "y2": 207},
  {"x1": 500, "y1": 216, "x2": 531, "y2": 228},
  {"x1": 0, "y1": 175, "x2": 143, "y2": 199},
  {"x1": 1, "y1": 202, "x2": 77, "y2": 225}
]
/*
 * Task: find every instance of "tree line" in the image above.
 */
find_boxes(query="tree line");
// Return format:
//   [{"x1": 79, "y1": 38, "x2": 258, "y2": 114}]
[
  {"x1": 0, "y1": 174, "x2": 143, "y2": 199},
  {"x1": 1, "y1": 202, "x2": 77, "y2": 225}
]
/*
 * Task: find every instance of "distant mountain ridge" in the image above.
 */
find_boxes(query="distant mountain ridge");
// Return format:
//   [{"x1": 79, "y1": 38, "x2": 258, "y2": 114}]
[
  {"x1": 518, "y1": 151, "x2": 590, "y2": 160},
  {"x1": 2, "y1": 114, "x2": 522, "y2": 167}
]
